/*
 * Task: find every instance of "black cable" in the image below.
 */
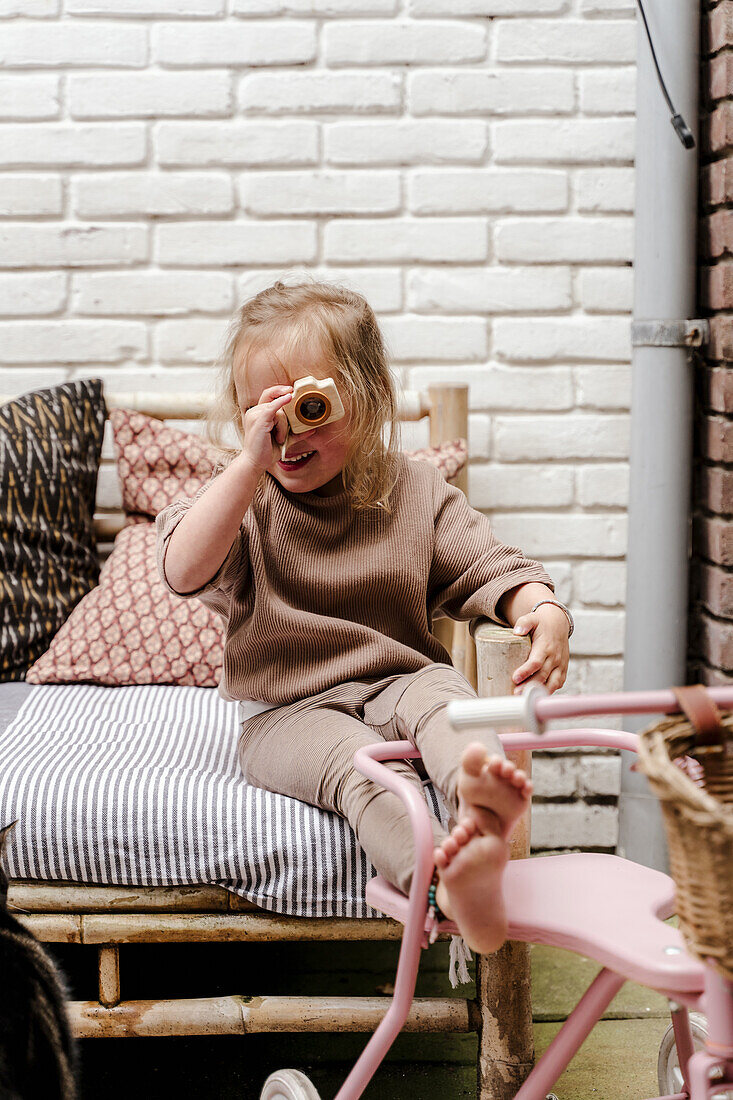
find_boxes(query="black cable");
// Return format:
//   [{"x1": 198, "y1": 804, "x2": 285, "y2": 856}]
[{"x1": 635, "y1": 0, "x2": 695, "y2": 149}]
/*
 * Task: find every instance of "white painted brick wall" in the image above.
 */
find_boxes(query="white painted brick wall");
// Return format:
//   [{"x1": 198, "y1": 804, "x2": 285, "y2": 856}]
[
  {"x1": 243, "y1": 170, "x2": 401, "y2": 215},
  {"x1": 532, "y1": 803, "x2": 618, "y2": 850},
  {"x1": 0, "y1": 0, "x2": 636, "y2": 852},
  {"x1": 576, "y1": 167, "x2": 635, "y2": 213},
  {"x1": 409, "y1": 168, "x2": 569, "y2": 214}
]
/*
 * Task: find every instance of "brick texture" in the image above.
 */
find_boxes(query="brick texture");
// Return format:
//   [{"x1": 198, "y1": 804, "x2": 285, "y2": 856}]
[
  {"x1": 701, "y1": 365, "x2": 733, "y2": 412},
  {"x1": 694, "y1": 0, "x2": 733, "y2": 682},
  {"x1": 701, "y1": 159, "x2": 733, "y2": 205},
  {"x1": 705, "y1": 101, "x2": 733, "y2": 154},
  {"x1": 707, "y1": 0, "x2": 733, "y2": 54},
  {"x1": 694, "y1": 559, "x2": 733, "y2": 616},
  {"x1": 698, "y1": 464, "x2": 733, "y2": 514}
]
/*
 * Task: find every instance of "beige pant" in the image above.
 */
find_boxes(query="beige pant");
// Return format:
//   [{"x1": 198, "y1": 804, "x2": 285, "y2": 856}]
[{"x1": 238, "y1": 663, "x2": 504, "y2": 896}]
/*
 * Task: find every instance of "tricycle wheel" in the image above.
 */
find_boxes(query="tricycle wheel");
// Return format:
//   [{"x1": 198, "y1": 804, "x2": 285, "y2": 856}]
[
  {"x1": 260, "y1": 1069, "x2": 321, "y2": 1100},
  {"x1": 656, "y1": 1012, "x2": 732, "y2": 1097}
]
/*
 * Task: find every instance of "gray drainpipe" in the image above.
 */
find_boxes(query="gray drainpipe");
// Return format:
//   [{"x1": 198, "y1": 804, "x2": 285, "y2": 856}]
[{"x1": 617, "y1": 0, "x2": 702, "y2": 870}]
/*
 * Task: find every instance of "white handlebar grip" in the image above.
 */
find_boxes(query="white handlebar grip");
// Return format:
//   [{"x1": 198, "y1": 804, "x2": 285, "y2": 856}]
[{"x1": 447, "y1": 684, "x2": 547, "y2": 736}]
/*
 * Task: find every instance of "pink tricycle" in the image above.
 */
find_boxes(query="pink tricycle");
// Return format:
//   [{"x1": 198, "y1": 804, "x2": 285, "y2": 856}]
[{"x1": 261, "y1": 685, "x2": 733, "y2": 1100}]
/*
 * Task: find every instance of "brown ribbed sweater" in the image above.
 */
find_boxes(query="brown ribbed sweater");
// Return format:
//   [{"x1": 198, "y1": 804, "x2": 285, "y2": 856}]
[{"x1": 156, "y1": 454, "x2": 553, "y2": 706}]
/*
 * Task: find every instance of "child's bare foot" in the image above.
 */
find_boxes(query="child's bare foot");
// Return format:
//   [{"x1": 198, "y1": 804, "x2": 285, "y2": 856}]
[
  {"x1": 433, "y1": 820, "x2": 509, "y2": 954},
  {"x1": 425, "y1": 746, "x2": 532, "y2": 954},
  {"x1": 457, "y1": 742, "x2": 532, "y2": 840}
]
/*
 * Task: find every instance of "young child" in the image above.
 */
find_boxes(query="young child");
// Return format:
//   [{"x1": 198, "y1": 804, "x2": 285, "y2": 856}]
[{"x1": 156, "y1": 280, "x2": 571, "y2": 956}]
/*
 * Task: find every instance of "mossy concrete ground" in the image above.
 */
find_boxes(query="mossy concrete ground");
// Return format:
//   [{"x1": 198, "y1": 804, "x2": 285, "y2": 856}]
[{"x1": 49, "y1": 934, "x2": 677, "y2": 1099}]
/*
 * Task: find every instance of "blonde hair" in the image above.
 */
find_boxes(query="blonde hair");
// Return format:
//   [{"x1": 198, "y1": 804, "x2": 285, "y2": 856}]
[{"x1": 207, "y1": 279, "x2": 401, "y2": 511}]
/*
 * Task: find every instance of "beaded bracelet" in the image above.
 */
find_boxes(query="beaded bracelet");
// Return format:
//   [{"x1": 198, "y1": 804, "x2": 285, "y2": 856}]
[
  {"x1": 427, "y1": 868, "x2": 447, "y2": 944},
  {"x1": 530, "y1": 598, "x2": 574, "y2": 638}
]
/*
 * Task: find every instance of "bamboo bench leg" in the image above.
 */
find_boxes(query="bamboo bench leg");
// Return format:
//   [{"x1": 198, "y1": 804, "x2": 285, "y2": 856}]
[
  {"x1": 473, "y1": 624, "x2": 534, "y2": 1099},
  {"x1": 99, "y1": 945, "x2": 121, "y2": 1008},
  {"x1": 476, "y1": 943, "x2": 534, "y2": 1098}
]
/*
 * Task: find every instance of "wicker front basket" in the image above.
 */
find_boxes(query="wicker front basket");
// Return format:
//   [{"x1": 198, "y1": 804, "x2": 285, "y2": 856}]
[{"x1": 637, "y1": 711, "x2": 733, "y2": 980}]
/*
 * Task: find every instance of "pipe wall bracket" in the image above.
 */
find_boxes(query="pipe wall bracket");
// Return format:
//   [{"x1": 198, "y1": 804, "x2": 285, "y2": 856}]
[{"x1": 631, "y1": 319, "x2": 709, "y2": 348}]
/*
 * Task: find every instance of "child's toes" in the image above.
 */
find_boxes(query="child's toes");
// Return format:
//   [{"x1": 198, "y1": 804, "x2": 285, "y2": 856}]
[
  {"x1": 458, "y1": 816, "x2": 479, "y2": 839},
  {"x1": 485, "y1": 755, "x2": 509, "y2": 779},
  {"x1": 514, "y1": 774, "x2": 533, "y2": 797},
  {"x1": 500, "y1": 759, "x2": 522, "y2": 782},
  {"x1": 451, "y1": 823, "x2": 473, "y2": 846},
  {"x1": 487, "y1": 755, "x2": 529, "y2": 789},
  {"x1": 505, "y1": 765, "x2": 533, "y2": 797},
  {"x1": 461, "y1": 742, "x2": 489, "y2": 778},
  {"x1": 434, "y1": 816, "x2": 482, "y2": 874},
  {"x1": 442, "y1": 835, "x2": 460, "y2": 859},
  {"x1": 433, "y1": 846, "x2": 450, "y2": 870}
]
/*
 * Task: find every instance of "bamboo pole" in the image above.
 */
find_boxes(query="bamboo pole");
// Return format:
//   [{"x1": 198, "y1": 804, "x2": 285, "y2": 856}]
[
  {"x1": 0, "y1": 389, "x2": 432, "y2": 423},
  {"x1": 427, "y1": 384, "x2": 468, "y2": 494},
  {"x1": 68, "y1": 994, "x2": 472, "y2": 1039},
  {"x1": 8, "y1": 882, "x2": 233, "y2": 913},
  {"x1": 98, "y1": 946, "x2": 121, "y2": 1008},
  {"x1": 16, "y1": 912, "x2": 406, "y2": 945},
  {"x1": 472, "y1": 623, "x2": 534, "y2": 1100},
  {"x1": 427, "y1": 383, "x2": 472, "y2": 681},
  {"x1": 12, "y1": 914, "x2": 83, "y2": 943}
]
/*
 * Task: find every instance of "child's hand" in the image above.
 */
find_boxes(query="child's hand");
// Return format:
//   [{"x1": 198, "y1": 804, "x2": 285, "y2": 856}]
[
  {"x1": 510, "y1": 603, "x2": 570, "y2": 694},
  {"x1": 240, "y1": 385, "x2": 293, "y2": 474}
]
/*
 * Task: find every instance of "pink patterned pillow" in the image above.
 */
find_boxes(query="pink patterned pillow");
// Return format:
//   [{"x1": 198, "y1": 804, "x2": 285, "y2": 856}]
[
  {"x1": 110, "y1": 407, "x2": 225, "y2": 519},
  {"x1": 26, "y1": 524, "x2": 223, "y2": 687},
  {"x1": 111, "y1": 407, "x2": 467, "y2": 520}
]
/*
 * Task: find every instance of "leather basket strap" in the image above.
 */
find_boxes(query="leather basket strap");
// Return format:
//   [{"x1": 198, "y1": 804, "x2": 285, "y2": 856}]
[{"x1": 671, "y1": 684, "x2": 725, "y2": 749}]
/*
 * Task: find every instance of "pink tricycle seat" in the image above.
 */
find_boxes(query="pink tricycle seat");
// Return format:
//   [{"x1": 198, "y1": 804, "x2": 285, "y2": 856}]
[{"x1": 366, "y1": 852, "x2": 707, "y2": 994}]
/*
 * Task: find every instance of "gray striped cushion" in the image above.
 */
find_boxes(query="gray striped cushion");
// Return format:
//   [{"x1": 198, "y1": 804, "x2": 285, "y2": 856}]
[{"x1": 0, "y1": 683, "x2": 444, "y2": 917}]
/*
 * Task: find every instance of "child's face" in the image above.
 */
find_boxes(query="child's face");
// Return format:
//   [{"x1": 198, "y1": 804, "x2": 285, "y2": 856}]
[{"x1": 235, "y1": 338, "x2": 351, "y2": 497}]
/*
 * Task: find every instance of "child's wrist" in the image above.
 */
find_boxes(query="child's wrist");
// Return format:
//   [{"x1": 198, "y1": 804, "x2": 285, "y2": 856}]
[
  {"x1": 235, "y1": 450, "x2": 266, "y2": 481},
  {"x1": 531, "y1": 599, "x2": 574, "y2": 638}
]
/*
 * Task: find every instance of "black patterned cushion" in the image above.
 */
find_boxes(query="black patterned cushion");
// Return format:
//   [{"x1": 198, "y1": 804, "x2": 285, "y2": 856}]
[{"x1": 0, "y1": 379, "x2": 107, "y2": 681}]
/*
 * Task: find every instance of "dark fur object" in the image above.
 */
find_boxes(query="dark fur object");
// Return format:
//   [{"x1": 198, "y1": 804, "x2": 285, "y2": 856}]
[{"x1": 0, "y1": 823, "x2": 78, "y2": 1100}]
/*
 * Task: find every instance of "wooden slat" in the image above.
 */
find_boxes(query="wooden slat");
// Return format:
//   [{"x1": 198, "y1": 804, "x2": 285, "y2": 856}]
[
  {"x1": 13, "y1": 914, "x2": 83, "y2": 943},
  {"x1": 68, "y1": 994, "x2": 473, "y2": 1039},
  {"x1": 98, "y1": 946, "x2": 121, "y2": 1008},
  {"x1": 427, "y1": 384, "x2": 468, "y2": 494},
  {"x1": 16, "y1": 912, "x2": 407, "y2": 944},
  {"x1": 77, "y1": 914, "x2": 406, "y2": 945},
  {"x1": 1, "y1": 390, "x2": 431, "y2": 423},
  {"x1": 397, "y1": 389, "x2": 432, "y2": 422},
  {"x1": 0, "y1": 389, "x2": 431, "y2": 423},
  {"x1": 8, "y1": 881, "x2": 233, "y2": 913},
  {"x1": 103, "y1": 392, "x2": 213, "y2": 419}
]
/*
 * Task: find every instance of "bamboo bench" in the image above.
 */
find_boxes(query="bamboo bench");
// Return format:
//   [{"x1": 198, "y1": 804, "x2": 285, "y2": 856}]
[{"x1": 6, "y1": 382, "x2": 533, "y2": 1100}]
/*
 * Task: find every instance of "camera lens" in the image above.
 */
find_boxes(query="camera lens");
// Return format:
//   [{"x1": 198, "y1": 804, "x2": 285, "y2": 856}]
[
  {"x1": 295, "y1": 390, "x2": 331, "y2": 425},
  {"x1": 300, "y1": 396, "x2": 326, "y2": 421}
]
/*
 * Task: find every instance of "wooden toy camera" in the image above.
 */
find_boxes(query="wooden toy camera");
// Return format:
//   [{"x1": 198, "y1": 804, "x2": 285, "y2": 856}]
[{"x1": 284, "y1": 376, "x2": 345, "y2": 434}]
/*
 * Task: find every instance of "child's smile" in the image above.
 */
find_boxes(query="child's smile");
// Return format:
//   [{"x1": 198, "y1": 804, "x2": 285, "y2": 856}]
[
  {"x1": 235, "y1": 338, "x2": 351, "y2": 497},
  {"x1": 277, "y1": 446, "x2": 314, "y2": 464},
  {"x1": 278, "y1": 448, "x2": 317, "y2": 471}
]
